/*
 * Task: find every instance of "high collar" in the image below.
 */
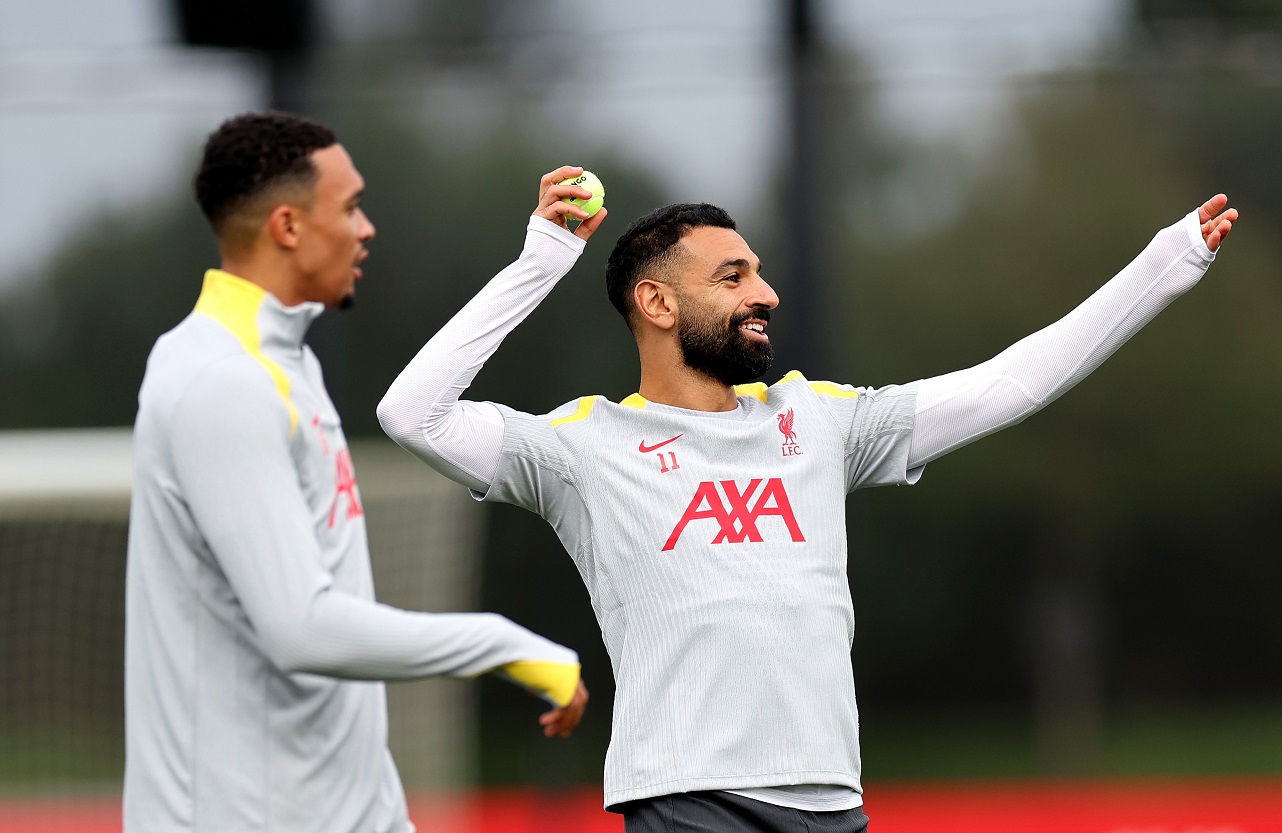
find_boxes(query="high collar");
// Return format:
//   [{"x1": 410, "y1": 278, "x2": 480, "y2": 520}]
[{"x1": 194, "y1": 269, "x2": 325, "y2": 352}]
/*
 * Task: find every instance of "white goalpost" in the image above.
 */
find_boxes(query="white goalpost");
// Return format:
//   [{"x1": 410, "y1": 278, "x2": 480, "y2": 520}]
[{"x1": 0, "y1": 429, "x2": 486, "y2": 792}]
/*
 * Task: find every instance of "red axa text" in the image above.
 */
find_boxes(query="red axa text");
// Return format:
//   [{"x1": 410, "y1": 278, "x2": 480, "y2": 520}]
[
  {"x1": 662, "y1": 477, "x2": 805, "y2": 552},
  {"x1": 328, "y1": 447, "x2": 365, "y2": 528}
]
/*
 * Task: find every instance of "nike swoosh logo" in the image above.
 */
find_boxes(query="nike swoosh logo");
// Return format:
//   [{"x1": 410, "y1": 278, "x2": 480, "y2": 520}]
[{"x1": 638, "y1": 434, "x2": 683, "y2": 454}]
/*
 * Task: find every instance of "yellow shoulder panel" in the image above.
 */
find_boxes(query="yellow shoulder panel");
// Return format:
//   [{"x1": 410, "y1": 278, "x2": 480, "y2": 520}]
[
  {"x1": 193, "y1": 270, "x2": 299, "y2": 435},
  {"x1": 775, "y1": 369, "x2": 859, "y2": 399},
  {"x1": 734, "y1": 382, "x2": 769, "y2": 402},
  {"x1": 620, "y1": 393, "x2": 647, "y2": 409},
  {"x1": 550, "y1": 395, "x2": 599, "y2": 427},
  {"x1": 808, "y1": 380, "x2": 860, "y2": 399}
]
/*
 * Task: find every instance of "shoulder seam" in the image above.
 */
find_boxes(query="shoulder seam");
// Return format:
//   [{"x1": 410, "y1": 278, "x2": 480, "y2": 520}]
[
  {"x1": 550, "y1": 395, "x2": 600, "y2": 427},
  {"x1": 166, "y1": 352, "x2": 296, "y2": 440}
]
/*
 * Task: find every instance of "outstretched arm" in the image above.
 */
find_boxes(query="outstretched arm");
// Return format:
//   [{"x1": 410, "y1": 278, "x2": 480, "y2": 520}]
[
  {"x1": 907, "y1": 195, "x2": 1238, "y2": 469},
  {"x1": 378, "y1": 167, "x2": 608, "y2": 491},
  {"x1": 170, "y1": 364, "x2": 583, "y2": 717}
]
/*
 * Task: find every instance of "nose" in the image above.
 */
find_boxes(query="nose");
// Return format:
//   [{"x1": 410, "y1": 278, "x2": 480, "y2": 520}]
[
  {"x1": 358, "y1": 209, "x2": 376, "y2": 242},
  {"x1": 751, "y1": 274, "x2": 779, "y2": 310}
]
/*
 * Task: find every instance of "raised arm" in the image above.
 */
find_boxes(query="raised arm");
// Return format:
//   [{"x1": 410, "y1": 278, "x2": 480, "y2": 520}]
[
  {"x1": 377, "y1": 167, "x2": 608, "y2": 491},
  {"x1": 907, "y1": 195, "x2": 1238, "y2": 469}
]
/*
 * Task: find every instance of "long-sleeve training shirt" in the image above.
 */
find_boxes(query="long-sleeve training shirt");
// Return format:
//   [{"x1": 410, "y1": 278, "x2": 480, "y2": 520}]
[
  {"x1": 377, "y1": 210, "x2": 1217, "y2": 810},
  {"x1": 124, "y1": 269, "x2": 580, "y2": 833}
]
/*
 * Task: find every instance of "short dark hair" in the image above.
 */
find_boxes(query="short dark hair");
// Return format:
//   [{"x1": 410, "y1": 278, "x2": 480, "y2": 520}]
[
  {"x1": 604, "y1": 203, "x2": 737, "y2": 329},
  {"x1": 193, "y1": 111, "x2": 337, "y2": 238}
]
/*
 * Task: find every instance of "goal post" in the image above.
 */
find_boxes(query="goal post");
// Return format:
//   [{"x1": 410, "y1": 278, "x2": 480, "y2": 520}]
[{"x1": 0, "y1": 429, "x2": 486, "y2": 793}]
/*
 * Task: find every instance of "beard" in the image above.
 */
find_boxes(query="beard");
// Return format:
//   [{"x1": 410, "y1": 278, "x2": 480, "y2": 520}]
[
  {"x1": 338, "y1": 292, "x2": 356, "y2": 310},
  {"x1": 678, "y1": 304, "x2": 774, "y2": 386}
]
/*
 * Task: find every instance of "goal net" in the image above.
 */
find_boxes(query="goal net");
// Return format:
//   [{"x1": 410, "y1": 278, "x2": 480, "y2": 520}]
[{"x1": 0, "y1": 429, "x2": 486, "y2": 795}]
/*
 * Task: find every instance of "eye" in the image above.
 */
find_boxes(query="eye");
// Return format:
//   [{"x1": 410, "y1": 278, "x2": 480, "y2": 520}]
[{"x1": 721, "y1": 273, "x2": 741, "y2": 284}]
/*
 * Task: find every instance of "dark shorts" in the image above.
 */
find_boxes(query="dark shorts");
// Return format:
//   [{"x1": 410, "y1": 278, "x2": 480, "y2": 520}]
[{"x1": 620, "y1": 790, "x2": 871, "y2": 833}]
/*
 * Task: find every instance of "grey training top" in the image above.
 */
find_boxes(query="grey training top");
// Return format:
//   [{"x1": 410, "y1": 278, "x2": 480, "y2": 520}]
[
  {"x1": 479, "y1": 374, "x2": 919, "y2": 808},
  {"x1": 125, "y1": 270, "x2": 579, "y2": 833},
  {"x1": 376, "y1": 209, "x2": 1218, "y2": 811}
]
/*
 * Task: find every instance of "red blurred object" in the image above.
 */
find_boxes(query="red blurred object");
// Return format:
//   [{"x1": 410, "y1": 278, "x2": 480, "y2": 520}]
[
  {"x1": 3, "y1": 779, "x2": 1280, "y2": 832},
  {"x1": 865, "y1": 778, "x2": 1282, "y2": 833}
]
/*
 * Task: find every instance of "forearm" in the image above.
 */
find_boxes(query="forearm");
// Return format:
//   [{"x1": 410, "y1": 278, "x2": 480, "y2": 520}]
[
  {"x1": 172, "y1": 376, "x2": 579, "y2": 706},
  {"x1": 378, "y1": 216, "x2": 586, "y2": 490},
  {"x1": 271, "y1": 594, "x2": 581, "y2": 705},
  {"x1": 908, "y1": 209, "x2": 1216, "y2": 467}
]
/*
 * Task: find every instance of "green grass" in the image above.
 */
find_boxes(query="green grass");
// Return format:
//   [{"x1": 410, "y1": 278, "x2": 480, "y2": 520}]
[
  {"x1": 0, "y1": 724, "x2": 122, "y2": 791},
  {"x1": 861, "y1": 703, "x2": 1282, "y2": 781},
  {"x1": 3, "y1": 704, "x2": 1279, "y2": 793}
]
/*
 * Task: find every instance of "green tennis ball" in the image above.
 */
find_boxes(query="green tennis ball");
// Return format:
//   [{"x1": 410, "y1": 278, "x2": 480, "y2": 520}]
[{"x1": 558, "y1": 170, "x2": 605, "y2": 219}]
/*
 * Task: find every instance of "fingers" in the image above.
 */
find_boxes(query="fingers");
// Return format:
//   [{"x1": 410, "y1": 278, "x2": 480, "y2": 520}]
[
  {"x1": 1198, "y1": 194, "x2": 1228, "y2": 224},
  {"x1": 533, "y1": 177, "x2": 598, "y2": 230},
  {"x1": 1206, "y1": 217, "x2": 1235, "y2": 253},
  {"x1": 1200, "y1": 205, "x2": 1239, "y2": 253},
  {"x1": 532, "y1": 166, "x2": 611, "y2": 237},
  {"x1": 539, "y1": 165, "x2": 584, "y2": 194},
  {"x1": 537, "y1": 680, "x2": 589, "y2": 738},
  {"x1": 534, "y1": 195, "x2": 594, "y2": 228},
  {"x1": 574, "y1": 207, "x2": 608, "y2": 241},
  {"x1": 535, "y1": 164, "x2": 587, "y2": 211},
  {"x1": 1201, "y1": 207, "x2": 1238, "y2": 236}
]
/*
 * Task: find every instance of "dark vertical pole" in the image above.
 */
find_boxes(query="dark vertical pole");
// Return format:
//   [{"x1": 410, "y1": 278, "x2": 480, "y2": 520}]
[
  {"x1": 173, "y1": 1, "x2": 347, "y2": 403},
  {"x1": 267, "y1": 49, "x2": 316, "y2": 116},
  {"x1": 783, "y1": 0, "x2": 822, "y2": 377},
  {"x1": 266, "y1": 41, "x2": 351, "y2": 411}
]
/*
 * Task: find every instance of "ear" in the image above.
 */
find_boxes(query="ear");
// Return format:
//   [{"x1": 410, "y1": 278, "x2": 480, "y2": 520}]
[
  {"x1": 634, "y1": 279, "x2": 677, "y2": 331},
  {"x1": 265, "y1": 203, "x2": 302, "y2": 250}
]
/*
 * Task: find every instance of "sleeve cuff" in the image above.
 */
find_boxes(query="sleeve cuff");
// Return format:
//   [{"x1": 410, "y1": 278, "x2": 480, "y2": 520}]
[
  {"x1": 528, "y1": 215, "x2": 588, "y2": 255},
  {"x1": 1182, "y1": 208, "x2": 1216, "y2": 263}
]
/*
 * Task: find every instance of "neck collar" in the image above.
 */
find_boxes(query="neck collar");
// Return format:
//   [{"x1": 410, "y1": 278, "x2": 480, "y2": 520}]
[{"x1": 195, "y1": 269, "x2": 324, "y2": 351}]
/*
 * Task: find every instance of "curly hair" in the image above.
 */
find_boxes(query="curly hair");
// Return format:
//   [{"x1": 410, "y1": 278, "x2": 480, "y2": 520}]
[
  {"x1": 604, "y1": 203, "x2": 737, "y2": 331},
  {"x1": 194, "y1": 111, "x2": 337, "y2": 240}
]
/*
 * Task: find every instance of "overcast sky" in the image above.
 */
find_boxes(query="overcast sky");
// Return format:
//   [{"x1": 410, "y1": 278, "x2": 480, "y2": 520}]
[{"x1": 0, "y1": 0, "x2": 1124, "y2": 289}]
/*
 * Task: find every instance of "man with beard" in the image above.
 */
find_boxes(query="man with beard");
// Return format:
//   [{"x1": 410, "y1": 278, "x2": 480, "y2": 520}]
[
  {"x1": 378, "y1": 166, "x2": 1236, "y2": 833},
  {"x1": 125, "y1": 116, "x2": 587, "y2": 833}
]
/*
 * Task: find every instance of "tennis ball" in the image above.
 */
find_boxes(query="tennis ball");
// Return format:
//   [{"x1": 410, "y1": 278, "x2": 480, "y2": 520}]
[{"x1": 558, "y1": 170, "x2": 605, "y2": 219}]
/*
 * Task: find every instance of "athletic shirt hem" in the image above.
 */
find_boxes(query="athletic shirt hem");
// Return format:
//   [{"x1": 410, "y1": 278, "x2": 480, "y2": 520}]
[
  {"x1": 723, "y1": 785, "x2": 863, "y2": 812},
  {"x1": 603, "y1": 771, "x2": 861, "y2": 812}
]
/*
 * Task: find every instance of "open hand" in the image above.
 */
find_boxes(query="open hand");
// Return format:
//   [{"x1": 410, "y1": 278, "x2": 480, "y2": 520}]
[
  {"x1": 538, "y1": 679, "x2": 588, "y2": 738},
  {"x1": 534, "y1": 166, "x2": 609, "y2": 241},
  {"x1": 1199, "y1": 194, "x2": 1238, "y2": 253}
]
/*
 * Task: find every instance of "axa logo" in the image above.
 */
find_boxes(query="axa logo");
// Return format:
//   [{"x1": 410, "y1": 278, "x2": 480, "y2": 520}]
[
  {"x1": 662, "y1": 477, "x2": 805, "y2": 552},
  {"x1": 777, "y1": 409, "x2": 802, "y2": 457}
]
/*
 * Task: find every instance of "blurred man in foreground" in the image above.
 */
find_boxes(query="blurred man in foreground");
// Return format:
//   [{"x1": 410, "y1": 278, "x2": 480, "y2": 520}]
[
  {"x1": 124, "y1": 113, "x2": 587, "y2": 833},
  {"x1": 379, "y1": 166, "x2": 1235, "y2": 833}
]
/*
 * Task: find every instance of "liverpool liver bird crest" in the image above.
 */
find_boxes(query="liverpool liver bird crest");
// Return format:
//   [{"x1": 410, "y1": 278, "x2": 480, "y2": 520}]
[{"x1": 777, "y1": 408, "x2": 798, "y2": 445}]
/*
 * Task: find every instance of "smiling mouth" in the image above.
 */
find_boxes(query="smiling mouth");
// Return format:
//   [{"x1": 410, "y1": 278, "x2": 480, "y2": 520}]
[{"x1": 739, "y1": 321, "x2": 768, "y2": 339}]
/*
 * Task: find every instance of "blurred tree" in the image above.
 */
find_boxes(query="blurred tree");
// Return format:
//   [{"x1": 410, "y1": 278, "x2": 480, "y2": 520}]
[
  {"x1": 838, "y1": 72, "x2": 1282, "y2": 772},
  {"x1": 0, "y1": 75, "x2": 664, "y2": 785},
  {"x1": 1136, "y1": 0, "x2": 1282, "y2": 29},
  {"x1": 5, "y1": 1, "x2": 1282, "y2": 784}
]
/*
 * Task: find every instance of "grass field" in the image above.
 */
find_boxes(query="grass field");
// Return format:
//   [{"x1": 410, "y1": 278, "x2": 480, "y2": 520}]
[
  {"x1": 3, "y1": 779, "x2": 1282, "y2": 833},
  {"x1": 3, "y1": 706, "x2": 1280, "y2": 831},
  {"x1": 861, "y1": 703, "x2": 1282, "y2": 779}
]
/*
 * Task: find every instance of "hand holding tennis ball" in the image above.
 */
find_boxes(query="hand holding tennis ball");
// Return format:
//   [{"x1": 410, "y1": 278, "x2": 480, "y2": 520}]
[
  {"x1": 535, "y1": 166, "x2": 608, "y2": 241},
  {"x1": 558, "y1": 170, "x2": 605, "y2": 219}
]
